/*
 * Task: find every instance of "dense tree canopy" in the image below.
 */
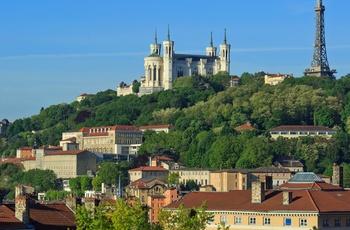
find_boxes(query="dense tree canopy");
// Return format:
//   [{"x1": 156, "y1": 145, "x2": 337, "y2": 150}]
[{"x1": 2, "y1": 73, "x2": 350, "y2": 182}]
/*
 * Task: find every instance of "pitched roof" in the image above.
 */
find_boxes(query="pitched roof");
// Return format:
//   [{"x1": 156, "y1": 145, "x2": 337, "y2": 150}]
[
  {"x1": 61, "y1": 137, "x2": 77, "y2": 142},
  {"x1": 165, "y1": 189, "x2": 350, "y2": 213},
  {"x1": 0, "y1": 205, "x2": 28, "y2": 229},
  {"x1": 153, "y1": 156, "x2": 174, "y2": 161},
  {"x1": 234, "y1": 123, "x2": 255, "y2": 131},
  {"x1": 269, "y1": 125, "x2": 335, "y2": 132},
  {"x1": 46, "y1": 150, "x2": 86, "y2": 156},
  {"x1": 128, "y1": 166, "x2": 168, "y2": 172},
  {"x1": 5, "y1": 203, "x2": 76, "y2": 230},
  {"x1": 276, "y1": 181, "x2": 343, "y2": 191},
  {"x1": 129, "y1": 177, "x2": 165, "y2": 189}
]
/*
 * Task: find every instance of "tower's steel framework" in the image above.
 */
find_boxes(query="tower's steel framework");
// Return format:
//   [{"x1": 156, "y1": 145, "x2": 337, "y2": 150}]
[{"x1": 304, "y1": 0, "x2": 336, "y2": 78}]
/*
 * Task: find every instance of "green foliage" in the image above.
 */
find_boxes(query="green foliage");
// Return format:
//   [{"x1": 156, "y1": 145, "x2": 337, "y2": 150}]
[
  {"x1": 75, "y1": 199, "x2": 150, "y2": 230},
  {"x1": 21, "y1": 169, "x2": 57, "y2": 192},
  {"x1": 69, "y1": 176, "x2": 92, "y2": 198},
  {"x1": 168, "y1": 172, "x2": 180, "y2": 184},
  {"x1": 158, "y1": 201, "x2": 212, "y2": 230},
  {"x1": 45, "y1": 189, "x2": 71, "y2": 200}
]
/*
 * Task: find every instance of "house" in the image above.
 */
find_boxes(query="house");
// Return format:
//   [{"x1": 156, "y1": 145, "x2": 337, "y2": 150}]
[
  {"x1": 126, "y1": 177, "x2": 167, "y2": 205},
  {"x1": 264, "y1": 73, "x2": 292, "y2": 85},
  {"x1": 0, "y1": 186, "x2": 76, "y2": 230},
  {"x1": 150, "y1": 156, "x2": 176, "y2": 170},
  {"x1": 230, "y1": 77, "x2": 239, "y2": 87},
  {"x1": 269, "y1": 125, "x2": 336, "y2": 139},
  {"x1": 76, "y1": 93, "x2": 89, "y2": 102},
  {"x1": 148, "y1": 187, "x2": 181, "y2": 223},
  {"x1": 234, "y1": 123, "x2": 255, "y2": 132},
  {"x1": 274, "y1": 157, "x2": 304, "y2": 173},
  {"x1": 128, "y1": 166, "x2": 169, "y2": 183}
]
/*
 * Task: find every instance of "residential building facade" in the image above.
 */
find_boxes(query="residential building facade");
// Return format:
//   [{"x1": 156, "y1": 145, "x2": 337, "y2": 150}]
[
  {"x1": 170, "y1": 168, "x2": 212, "y2": 186},
  {"x1": 269, "y1": 125, "x2": 336, "y2": 139},
  {"x1": 264, "y1": 73, "x2": 293, "y2": 85},
  {"x1": 128, "y1": 166, "x2": 169, "y2": 183}
]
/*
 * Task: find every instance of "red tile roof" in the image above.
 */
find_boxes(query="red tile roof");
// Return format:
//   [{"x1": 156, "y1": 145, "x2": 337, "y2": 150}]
[
  {"x1": 0, "y1": 205, "x2": 28, "y2": 229},
  {"x1": 46, "y1": 150, "x2": 86, "y2": 156},
  {"x1": 276, "y1": 181, "x2": 343, "y2": 191},
  {"x1": 128, "y1": 166, "x2": 168, "y2": 172},
  {"x1": 153, "y1": 156, "x2": 174, "y2": 161},
  {"x1": 234, "y1": 123, "x2": 255, "y2": 131},
  {"x1": 5, "y1": 203, "x2": 76, "y2": 230},
  {"x1": 269, "y1": 125, "x2": 335, "y2": 132},
  {"x1": 61, "y1": 137, "x2": 76, "y2": 141},
  {"x1": 165, "y1": 189, "x2": 350, "y2": 213}
]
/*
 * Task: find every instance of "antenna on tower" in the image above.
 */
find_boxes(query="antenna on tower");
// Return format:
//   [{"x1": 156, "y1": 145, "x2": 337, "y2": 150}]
[{"x1": 304, "y1": 0, "x2": 336, "y2": 78}]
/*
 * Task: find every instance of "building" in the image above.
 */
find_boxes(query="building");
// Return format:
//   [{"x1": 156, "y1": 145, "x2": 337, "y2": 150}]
[
  {"x1": 126, "y1": 177, "x2": 167, "y2": 205},
  {"x1": 165, "y1": 177, "x2": 350, "y2": 230},
  {"x1": 274, "y1": 157, "x2": 304, "y2": 173},
  {"x1": 117, "y1": 29, "x2": 231, "y2": 96},
  {"x1": 148, "y1": 187, "x2": 181, "y2": 223},
  {"x1": 234, "y1": 123, "x2": 255, "y2": 132},
  {"x1": 264, "y1": 73, "x2": 292, "y2": 85},
  {"x1": 128, "y1": 166, "x2": 169, "y2": 183},
  {"x1": 170, "y1": 168, "x2": 212, "y2": 186},
  {"x1": 60, "y1": 125, "x2": 142, "y2": 160},
  {"x1": 0, "y1": 186, "x2": 76, "y2": 230},
  {"x1": 210, "y1": 167, "x2": 290, "y2": 191},
  {"x1": 269, "y1": 125, "x2": 336, "y2": 139},
  {"x1": 139, "y1": 124, "x2": 173, "y2": 133},
  {"x1": 230, "y1": 77, "x2": 239, "y2": 87},
  {"x1": 76, "y1": 93, "x2": 89, "y2": 102},
  {"x1": 19, "y1": 147, "x2": 97, "y2": 179}
]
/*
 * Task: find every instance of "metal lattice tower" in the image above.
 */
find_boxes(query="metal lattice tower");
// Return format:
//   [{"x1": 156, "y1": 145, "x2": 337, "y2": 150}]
[{"x1": 304, "y1": 0, "x2": 336, "y2": 78}]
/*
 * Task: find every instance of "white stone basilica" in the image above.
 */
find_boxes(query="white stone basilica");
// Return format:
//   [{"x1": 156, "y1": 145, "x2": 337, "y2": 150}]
[{"x1": 117, "y1": 28, "x2": 231, "y2": 96}]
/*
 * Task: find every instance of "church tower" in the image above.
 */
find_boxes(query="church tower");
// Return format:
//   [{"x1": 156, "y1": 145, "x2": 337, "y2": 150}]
[
  {"x1": 219, "y1": 29, "x2": 231, "y2": 73},
  {"x1": 163, "y1": 26, "x2": 174, "y2": 90},
  {"x1": 206, "y1": 32, "x2": 217, "y2": 57},
  {"x1": 150, "y1": 29, "x2": 161, "y2": 55}
]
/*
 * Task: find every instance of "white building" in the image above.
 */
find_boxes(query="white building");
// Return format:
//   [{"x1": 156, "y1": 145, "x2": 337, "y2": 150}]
[{"x1": 118, "y1": 28, "x2": 231, "y2": 96}]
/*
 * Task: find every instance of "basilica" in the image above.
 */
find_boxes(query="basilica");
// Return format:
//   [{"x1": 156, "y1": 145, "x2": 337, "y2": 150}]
[{"x1": 117, "y1": 29, "x2": 231, "y2": 96}]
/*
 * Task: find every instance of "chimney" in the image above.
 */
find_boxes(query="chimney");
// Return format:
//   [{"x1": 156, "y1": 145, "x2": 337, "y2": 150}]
[
  {"x1": 259, "y1": 175, "x2": 273, "y2": 190},
  {"x1": 84, "y1": 197, "x2": 98, "y2": 212},
  {"x1": 251, "y1": 182, "x2": 265, "y2": 204},
  {"x1": 15, "y1": 186, "x2": 30, "y2": 225},
  {"x1": 332, "y1": 164, "x2": 343, "y2": 187},
  {"x1": 283, "y1": 191, "x2": 293, "y2": 205},
  {"x1": 65, "y1": 196, "x2": 77, "y2": 211}
]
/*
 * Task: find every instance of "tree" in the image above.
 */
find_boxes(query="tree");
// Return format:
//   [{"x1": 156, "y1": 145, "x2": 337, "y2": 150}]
[
  {"x1": 75, "y1": 199, "x2": 150, "y2": 230},
  {"x1": 158, "y1": 201, "x2": 212, "y2": 230},
  {"x1": 168, "y1": 172, "x2": 180, "y2": 185}
]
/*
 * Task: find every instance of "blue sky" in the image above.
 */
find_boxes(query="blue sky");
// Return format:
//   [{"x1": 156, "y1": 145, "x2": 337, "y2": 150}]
[{"x1": 1, "y1": 0, "x2": 350, "y2": 122}]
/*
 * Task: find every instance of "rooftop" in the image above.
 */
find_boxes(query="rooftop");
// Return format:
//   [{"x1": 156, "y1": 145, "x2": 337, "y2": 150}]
[{"x1": 269, "y1": 125, "x2": 335, "y2": 132}]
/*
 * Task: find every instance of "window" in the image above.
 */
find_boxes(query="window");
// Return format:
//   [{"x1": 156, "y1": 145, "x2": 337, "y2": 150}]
[
  {"x1": 323, "y1": 219, "x2": 329, "y2": 227},
  {"x1": 300, "y1": 218, "x2": 307, "y2": 227},
  {"x1": 284, "y1": 218, "x2": 292, "y2": 226},
  {"x1": 346, "y1": 218, "x2": 350, "y2": 227},
  {"x1": 264, "y1": 217, "x2": 270, "y2": 225},
  {"x1": 234, "y1": 216, "x2": 242, "y2": 224},
  {"x1": 220, "y1": 216, "x2": 228, "y2": 224},
  {"x1": 249, "y1": 217, "x2": 256, "y2": 225},
  {"x1": 271, "y1": 131, "x2": 278, "y2": 134},
  {"x1": 290, "y1": 131, "x2": 297, "y2": 135},
  {"x1": 335, "y1": 218, "x2": 341, "y2": 227}
]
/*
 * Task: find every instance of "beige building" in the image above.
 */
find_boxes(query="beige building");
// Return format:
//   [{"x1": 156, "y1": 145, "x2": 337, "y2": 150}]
[
  {"x1": 60, "y1": 125, "x2": 142, "y2": 158},
  {"x1": 210, "y1": 167, "x2": 291, "y2": 191},
  {"x1": 126, "y1": 177, "x2": 167, "y2": 205},
  {"x1": 139, "y1": 124, "x2": 173, "y2": 133},
  {"x1": 264, "y1": 73, "x2": 292, "y2": 85},
  {"x1": 20, "y1": 148, "x2": 96, "y2": 179},
  {"x1": 269, "y1": 125, "x2": 336, "y2": 139},
  {"x1": 170, "y1": 168, "x2": 212, "y2": 186},
  {"x1": 165, "y1": 180, "x2": 350, "y2": 230},
  {"x1": 128, "y1": 166, "x2": 169, "y2": 183}
]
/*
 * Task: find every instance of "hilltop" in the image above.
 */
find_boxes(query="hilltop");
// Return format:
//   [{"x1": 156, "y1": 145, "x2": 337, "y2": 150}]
[{"x1": 2, "y1": 72, "x2": 350, "y2": 186}]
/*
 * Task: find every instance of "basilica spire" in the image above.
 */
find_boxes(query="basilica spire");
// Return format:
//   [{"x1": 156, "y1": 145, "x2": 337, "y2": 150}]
[
  {"x1": 167, "y1": 25, "x2": 171, "y2": 41},
  {"x1": 210, "y1": 31, "x2": 213, "y2": 47},
  {"x1": 154, "y1": 28, "x2": 157, "y2": 44},
  {"x1": 224, "y1": 28, "x2": 227, "y2": 44}
]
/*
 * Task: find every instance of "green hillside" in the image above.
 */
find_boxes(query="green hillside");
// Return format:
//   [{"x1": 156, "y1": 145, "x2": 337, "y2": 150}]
[{"x1": 2, "y1": 72, "x2": 350, "y2": 185}]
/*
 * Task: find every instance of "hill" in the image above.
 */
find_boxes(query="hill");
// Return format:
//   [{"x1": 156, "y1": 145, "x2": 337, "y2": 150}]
[{"x1": 2, "y1": 72, "x2": 350, "y2": 186}]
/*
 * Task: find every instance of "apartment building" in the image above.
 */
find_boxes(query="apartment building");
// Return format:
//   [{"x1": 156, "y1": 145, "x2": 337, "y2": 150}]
[
  {"x1": 170, "y1": 168, "x2": 212, "y2": 186},
  {"x1": 128, "y1": 166, "x2": 169, "y2": 183},
  {"x1": 60, "y1": 125, "x2": 142, "y2": 160},
  {"x1": 269, "y1": 125, "x2": 336, "y2": 139}
]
